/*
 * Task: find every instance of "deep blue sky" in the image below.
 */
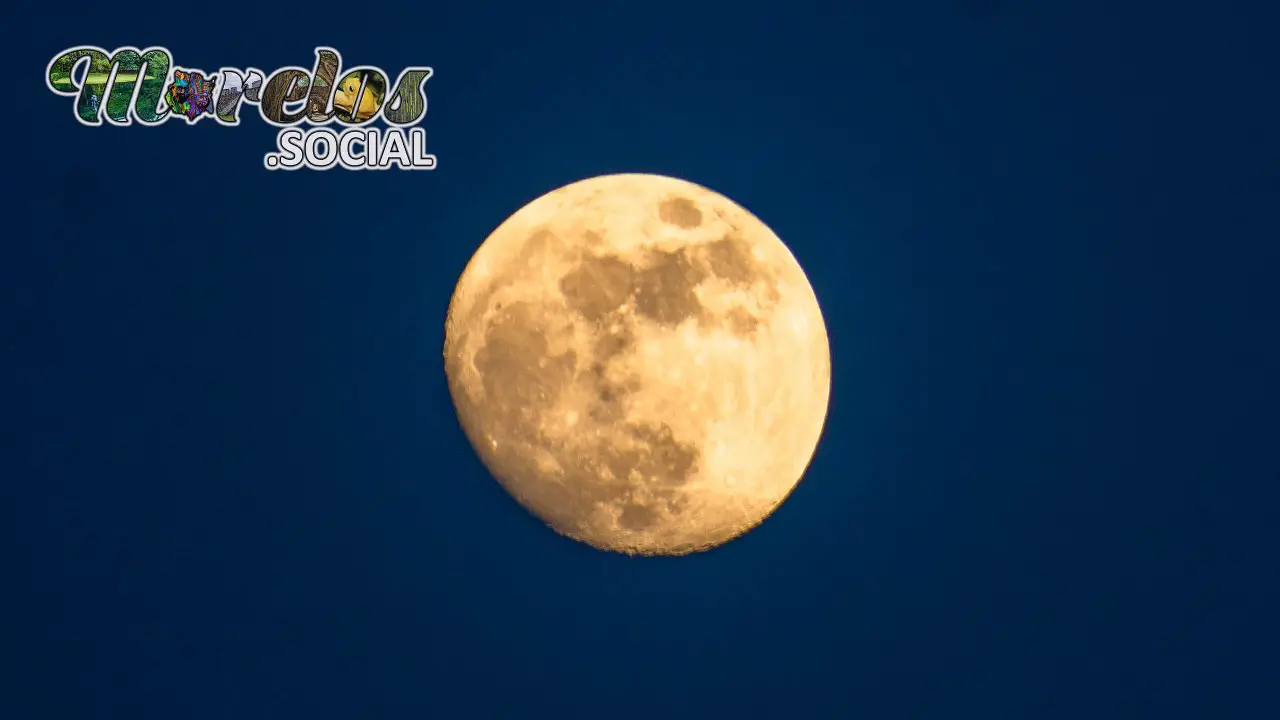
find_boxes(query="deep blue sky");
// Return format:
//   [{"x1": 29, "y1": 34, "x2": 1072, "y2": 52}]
[{"x1": 4, "y1": 1, "x2": 1277, "y2": 717}]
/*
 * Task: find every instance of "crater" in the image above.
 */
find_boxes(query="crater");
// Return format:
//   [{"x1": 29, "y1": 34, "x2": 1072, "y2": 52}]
[
  {"x1": 633, "y1": 249, "x2": 708, "y2": 326},
  {"x1": 658, "y1": 196, "x2": 703, "y2": 228}
]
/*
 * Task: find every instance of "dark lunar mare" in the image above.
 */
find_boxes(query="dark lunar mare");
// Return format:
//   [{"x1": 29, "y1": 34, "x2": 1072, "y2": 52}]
[{"x1": 658, "y1": 196, "x2": 704, "y2": 228}]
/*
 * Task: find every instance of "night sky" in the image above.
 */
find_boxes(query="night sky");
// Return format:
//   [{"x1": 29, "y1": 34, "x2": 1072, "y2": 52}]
[{"x1": 6, "y1": 1, "x2": 1277, "y2": 717}]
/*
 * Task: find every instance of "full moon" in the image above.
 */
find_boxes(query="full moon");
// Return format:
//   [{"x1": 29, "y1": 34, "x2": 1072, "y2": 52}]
[{"x1": 444, "y1": 174, "x2": 831, "y2": 555}]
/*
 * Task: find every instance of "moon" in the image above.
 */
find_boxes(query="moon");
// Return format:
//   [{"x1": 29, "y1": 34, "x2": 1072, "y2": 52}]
[{"x1": 444, "y1": 174, "x2": 830, "y2": 555}]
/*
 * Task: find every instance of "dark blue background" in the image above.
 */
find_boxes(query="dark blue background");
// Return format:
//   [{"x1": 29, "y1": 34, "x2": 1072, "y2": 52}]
[{"x1": 5, "y1": 1, "x2": 1276, "y2": 717}]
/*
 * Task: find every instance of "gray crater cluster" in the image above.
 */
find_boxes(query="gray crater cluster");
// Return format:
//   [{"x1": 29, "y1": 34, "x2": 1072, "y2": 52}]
[{"x1": 460, "y1": 192, "x2": 783, "y2": 549}]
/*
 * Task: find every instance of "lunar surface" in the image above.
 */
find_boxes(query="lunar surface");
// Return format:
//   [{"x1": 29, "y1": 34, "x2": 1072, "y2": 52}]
[{"x1": 444, "y1": 174, "x2": 830, "y2": 555}]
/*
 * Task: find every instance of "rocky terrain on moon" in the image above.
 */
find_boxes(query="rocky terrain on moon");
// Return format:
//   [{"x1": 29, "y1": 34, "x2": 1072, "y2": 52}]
[{"x1": 445, "y1": 176, "x2": 827, "y2": 555}]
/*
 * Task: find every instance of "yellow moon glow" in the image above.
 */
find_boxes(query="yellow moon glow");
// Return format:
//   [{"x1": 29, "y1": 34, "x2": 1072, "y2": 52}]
[{"x1": 444, "y1": 174, "x2": 831, "y2": 555}]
